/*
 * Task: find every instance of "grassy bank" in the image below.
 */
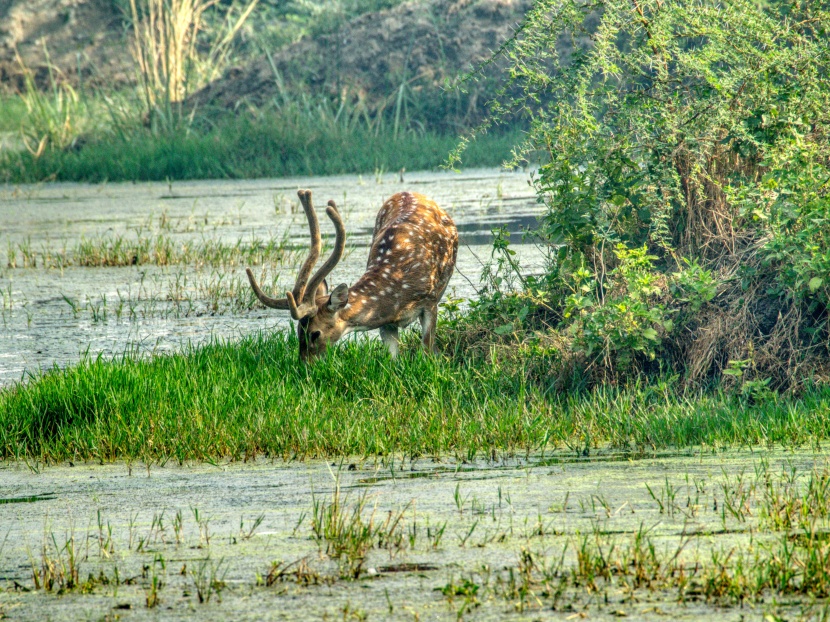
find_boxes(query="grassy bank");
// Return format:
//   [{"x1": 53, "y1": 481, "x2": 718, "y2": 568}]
[
  {"x1": 2, "y1": 332, "x2": 829, "y2": 463},
  {"x1": 0, "y1": 97, "x2": 520, "y2": 183}
]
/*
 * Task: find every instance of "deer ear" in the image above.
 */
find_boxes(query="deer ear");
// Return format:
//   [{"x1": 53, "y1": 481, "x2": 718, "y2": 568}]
[
  {"x1": 315, "y1": 280, "x2": 329, "y2": 299},
  {"x1": 327, "y1": 283, "x2": 349, "y2": 312}
]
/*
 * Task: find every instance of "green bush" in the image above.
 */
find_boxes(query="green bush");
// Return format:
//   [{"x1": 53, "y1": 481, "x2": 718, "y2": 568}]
[
  {"x1": 564, "y1": 245, "x2": 669, "y2": 374},
  {"x1": 669, "y1": 260, "x2": 717, "y2": 314},
  {"x1": 461, "y1": 0, "x2": 830, "y2": 388}
]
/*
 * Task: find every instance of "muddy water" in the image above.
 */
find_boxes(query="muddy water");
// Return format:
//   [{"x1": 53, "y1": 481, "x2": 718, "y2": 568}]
[
  {"x1": 1, "y1": 449, "x2": 826, "y2": 620},
  {"x1": 0, "y1": 169, "x2": 544, "y2": 385}
]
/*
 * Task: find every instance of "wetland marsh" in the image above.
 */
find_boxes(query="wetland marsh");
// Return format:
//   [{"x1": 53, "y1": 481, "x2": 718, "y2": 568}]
[
  {"x1": 3, "y1": 169, "x2": 830, "y2": 621},
  {"x1": 4, "y1": 0, "x2": 830, "y2": 618},
  {"x1": 0, "y1": 168, "x2": 543, "y2": 385},
  {"x1": 3, "y1": 450, "x2": 830, "y2": 620}
]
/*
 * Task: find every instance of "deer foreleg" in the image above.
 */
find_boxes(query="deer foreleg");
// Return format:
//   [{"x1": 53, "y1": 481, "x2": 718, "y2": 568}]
[
  {"x1": 380, "y1": 325, "x2": 399, "y2": 358},
  {"x1": 420, "y1": 306, "x2": 438, "y2": 354}
]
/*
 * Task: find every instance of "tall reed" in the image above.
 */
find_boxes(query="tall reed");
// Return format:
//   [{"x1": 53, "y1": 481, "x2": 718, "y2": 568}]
[
  {"x1": 128, "y1": 0, "x2": 258, "y2": 131},
  {"x1": 15, "y1": 48, "x2": 84, "y2": 157}
]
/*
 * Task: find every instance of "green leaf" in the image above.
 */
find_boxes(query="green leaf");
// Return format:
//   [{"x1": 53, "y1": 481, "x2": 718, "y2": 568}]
[
  {"x1": 494, "y1": 323, "x2": 514, "y2": 335},
  {"x1": 808, "y1": 276, "x2": 823, "y2": 292},
  {"x1": 641, "y1": 327, "x2": 658, "y2": 341}
]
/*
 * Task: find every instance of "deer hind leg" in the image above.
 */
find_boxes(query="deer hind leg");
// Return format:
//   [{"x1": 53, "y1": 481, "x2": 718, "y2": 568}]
[
  {"x1": 420, "y1": 305, "x2": 438, "y2": 354},
  {"x1": 379, "y1": 324, "x2": 399, "y2": 359}
]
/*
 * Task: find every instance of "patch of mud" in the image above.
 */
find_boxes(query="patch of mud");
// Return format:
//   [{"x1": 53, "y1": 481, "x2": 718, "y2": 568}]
[
  {"x1": 0, "y1": 0, "x2": 528, "y2": 113},
  {"x1": 190, "y1": 0, "x2": 530, "y2": 114},
  {"x1": 0, "y1": 0, "x2": 132, "y2": 91}
]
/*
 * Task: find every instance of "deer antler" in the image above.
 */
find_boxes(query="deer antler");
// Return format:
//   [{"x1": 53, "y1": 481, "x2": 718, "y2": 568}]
[
  {"x1": 287, "y1": 189, "x2": 322, "y2": 314},
  {"x1": 246, "y1": 191, "x2": 345, "y2": 320},
  {"x1": 246, "y1": 267, "x2": 290, "y2": 310},
  {"x1": 303, "y1": 200, "x2": 346, "y2": 304}
]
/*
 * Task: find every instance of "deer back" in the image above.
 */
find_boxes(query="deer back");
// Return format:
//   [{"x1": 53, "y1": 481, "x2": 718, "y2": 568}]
[{"x1": 345, "y1": 192, "x2": 457, "y2": 323}]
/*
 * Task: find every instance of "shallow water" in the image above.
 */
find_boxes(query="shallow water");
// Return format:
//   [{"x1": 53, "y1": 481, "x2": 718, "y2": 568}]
[
  {"x1": 0, "y1": 168, "x2": 545, "y2": 385},
  {"x1": 1, "y1": 449, "x2": 827, "y2": 620}
]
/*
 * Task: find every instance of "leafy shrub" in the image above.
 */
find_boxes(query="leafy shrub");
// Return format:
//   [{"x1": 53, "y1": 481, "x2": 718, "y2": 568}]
[
  {"x1": 762, "y1": 172, "x2": 830, "y2": 309},
  {"x1": 670, "y1": 260, "x2": 717, "y2": 314},
  {"x1": 563, "y1": 245, "x2": 669, "y2": 375},
  {"x1": 462, "y1": 0, "x2": 830, "y2": 388}
]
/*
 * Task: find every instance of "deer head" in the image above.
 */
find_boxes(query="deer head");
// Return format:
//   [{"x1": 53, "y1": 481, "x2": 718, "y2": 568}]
[{"x1": 246, "y1": 189, "x2": 347, "y2": 361}]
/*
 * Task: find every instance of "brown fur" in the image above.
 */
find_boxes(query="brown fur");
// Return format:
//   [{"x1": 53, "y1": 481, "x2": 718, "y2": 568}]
[
  {"x1": 300, "y1": 192, "x2": 458, "y2": 360},
  {"x1": 249, "y1": 191, "x2": 458, "y2": 361}
]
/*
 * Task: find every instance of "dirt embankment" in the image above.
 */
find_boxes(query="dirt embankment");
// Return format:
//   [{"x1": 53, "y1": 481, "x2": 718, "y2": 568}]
[
  {"x1": 0, "y1": 0, "x2": 527, "y2": 115},
  {"x1": 0, "y1": 0, "x2": 133, "y2": 91},
  {"x1": 189, "y1": 0, "x2": 529, "y2": 113}
]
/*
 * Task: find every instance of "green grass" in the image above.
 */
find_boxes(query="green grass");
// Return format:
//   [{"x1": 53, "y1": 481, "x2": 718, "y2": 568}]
[
  {"x1": 2, "y1": 332, "x2": 830, "y2": 463},
  {"x1": 6, "y1": 231, "x2": 295, "y2": 269},
  {"x1": 0, "y1": 97, "x2": 27, "y2": 132},
  {"x1": 0, "y1": 102, "x2": 521, "y2": 183}
]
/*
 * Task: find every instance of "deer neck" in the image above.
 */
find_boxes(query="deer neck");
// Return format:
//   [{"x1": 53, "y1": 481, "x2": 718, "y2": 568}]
[{"x1": 339, "y1": 269, "x2": 398, "y2": 330}]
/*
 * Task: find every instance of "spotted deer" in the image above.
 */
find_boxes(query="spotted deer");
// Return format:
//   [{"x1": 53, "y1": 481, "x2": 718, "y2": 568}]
[{"x1": 246, "y1": 189, "x2": 458, "y2": 361}]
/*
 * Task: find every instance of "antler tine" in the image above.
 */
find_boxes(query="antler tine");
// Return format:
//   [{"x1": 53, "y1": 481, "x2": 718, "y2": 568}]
[
  {"x1": 304, "y1": 199, "x2": 346, "y2": 304},
  {"x1": 245, "y1": 268, "x2": 290, "y2": 310},
  {"x1": 292, "y1": 189, "x2": 322, "y2": 306}
]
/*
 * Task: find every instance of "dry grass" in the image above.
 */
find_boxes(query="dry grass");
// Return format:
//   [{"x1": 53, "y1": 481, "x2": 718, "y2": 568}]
[
  {"x1": 128, "y1": 0, "x2": 258, "y2": 128},
  {"x1": 674, "y1": 253, "x2": 829, "y2": 391}
]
